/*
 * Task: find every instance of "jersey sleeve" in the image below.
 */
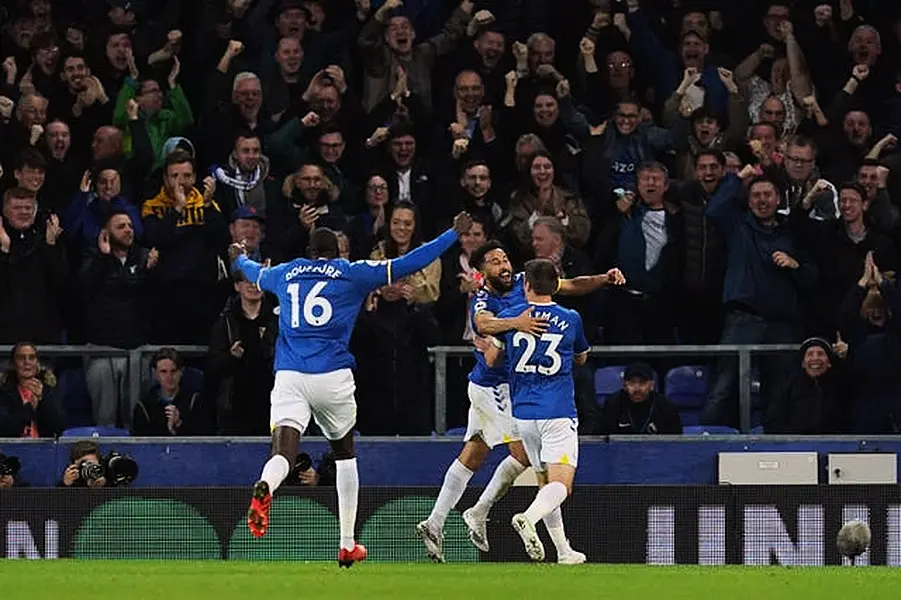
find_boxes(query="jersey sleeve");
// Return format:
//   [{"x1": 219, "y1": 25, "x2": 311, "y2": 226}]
[
  {"x1": 572, "y1": 312, "x2": 590, "y2": 355},
  {"x1": 349, "y1": 228, "x2": 459, "y2": 292},
  {"x1": 235, "y1": 255, "x2": 287, "y2": 294}
]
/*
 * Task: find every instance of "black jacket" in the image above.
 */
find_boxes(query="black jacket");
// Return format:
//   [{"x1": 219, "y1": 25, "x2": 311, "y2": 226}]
[
  {"x1": 132, "y1": 386, "x2": 213, "y2": 437},
  {"x1": 765, "y1": 365, "x2": 851, "y2": 434},
  {"x1": 79, "y1": 246, "x2": 155, "y2": 349},
  {"x1": 677, "y1": 180, "x2": 728, "y2": 295},
  {"x1": 0, "y1": 226, "x2": 70, "y2": 344},
  {"x1": 0, "y1": 369, "x2": 66, "y2": 438},
  {"x1": 206, "y1": 295, "x2": 278, "y2": 435},
  {"x1": 599, "y1": 390, "x2": 683, "y2": 435}
]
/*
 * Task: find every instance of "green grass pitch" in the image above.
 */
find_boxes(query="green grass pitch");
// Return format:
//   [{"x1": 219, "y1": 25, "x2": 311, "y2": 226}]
[{"x1": 2, "y1": 561, "x2": 900, "y2": 600}]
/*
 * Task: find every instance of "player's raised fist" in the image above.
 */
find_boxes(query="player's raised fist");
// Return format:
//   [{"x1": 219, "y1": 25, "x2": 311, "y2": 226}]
[
  {"x1": 604, "y1": 268, "x2": 626, "y2": 286},
  {"x1": 453, "y1": 212, "x2": 473, "y2": 234}
]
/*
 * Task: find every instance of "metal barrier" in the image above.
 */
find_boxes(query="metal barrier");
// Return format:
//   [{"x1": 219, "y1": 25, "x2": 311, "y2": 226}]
[
  {"x1": 0, "y1": 345, "x2": 209, "y2": 424},
  {"x1": 428, "y1": 344, "x2": 799, "y2": 435},
  {"x1": 4, "y1": 344, "x2": 799, "y2": 436}
]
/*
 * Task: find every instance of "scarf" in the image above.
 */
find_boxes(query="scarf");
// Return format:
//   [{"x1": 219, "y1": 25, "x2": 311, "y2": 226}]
[
  {"x1": 18, "y1": 385, "x2": 37, "y2": 439},
  {"x1": 211, "y1": 154, "x2": 271, "y2": 215}
]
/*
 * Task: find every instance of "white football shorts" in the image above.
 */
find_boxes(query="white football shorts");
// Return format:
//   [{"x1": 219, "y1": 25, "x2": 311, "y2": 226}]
[
  {"x1": 515, "y1": 417, "x2": 579, "y2": 472},
  {"x1": 464, "y1": 382, "x2": 520, "y2": 448},
  {"x1": 270, "y1": 369, "x2": 356, "y2": 440}
]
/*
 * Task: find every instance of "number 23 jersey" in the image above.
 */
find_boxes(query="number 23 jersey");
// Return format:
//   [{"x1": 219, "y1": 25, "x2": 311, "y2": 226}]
[{"x1": 497, "y1": 302, "x2": 588, "y2": 420}]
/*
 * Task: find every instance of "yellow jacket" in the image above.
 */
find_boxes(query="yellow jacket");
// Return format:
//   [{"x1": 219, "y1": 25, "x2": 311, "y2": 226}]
[{"x1": 141, "y1": 187, "x2": 220, "y2": 226}]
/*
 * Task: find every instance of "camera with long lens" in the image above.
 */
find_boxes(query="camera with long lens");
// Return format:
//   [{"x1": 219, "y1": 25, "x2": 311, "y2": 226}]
[
  {"x1": 0, "y1": 453, "x2": 20, "y2": 477},
  {"x1": 77, "y1": 452, "x2": 139, "y2": 487},
  {"x1": 104, "y1": 451, "x2": 139, "y2": 487},
  {"x1": 78, "y1": 460, "x2": 104, "y2": 483}
]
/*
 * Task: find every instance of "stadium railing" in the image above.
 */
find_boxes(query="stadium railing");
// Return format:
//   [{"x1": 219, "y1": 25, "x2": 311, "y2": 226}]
[
  {"x1": 429, "y1": 344, "x2": 798, "y2": 434},
  {"x1": 0, "y1": 343, "x2": 798, "y2": 435}
]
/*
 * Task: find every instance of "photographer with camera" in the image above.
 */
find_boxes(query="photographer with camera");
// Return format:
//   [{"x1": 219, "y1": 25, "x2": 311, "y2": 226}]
[
  {"x1": 283, "y1": 451, "x2": 337, "y2": 487},
  {"x1": 0, "y1": 452, "x2": 26, "y2": 488},
  {"x1": 59, "y1": 440, "x2": 139, "y2": 488}
]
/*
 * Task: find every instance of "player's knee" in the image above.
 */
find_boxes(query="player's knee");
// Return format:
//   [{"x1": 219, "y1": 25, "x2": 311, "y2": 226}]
[
  {"x1": 459, "y1": 438, "x2": 489, "y2": 470},
  {"x1": 328, "y1": 432, "x2": 355, "y2": 460},
  {"x1": 508, "y1": 442, "x2": 529, "y2": 467}
]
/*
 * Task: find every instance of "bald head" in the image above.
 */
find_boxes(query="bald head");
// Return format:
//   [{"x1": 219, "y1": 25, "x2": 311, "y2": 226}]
[{"x1": 92, "y1": 126, "x2": 124, "y2": 161}]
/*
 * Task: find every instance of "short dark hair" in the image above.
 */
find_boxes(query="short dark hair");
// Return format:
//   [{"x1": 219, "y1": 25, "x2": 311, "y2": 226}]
[
  {"x1": 234, "y1": 129, "x2": 260, "y2": 145},
  {"x1": 152, "y1": 347, "x2": 183, "y2": 370},
  {"x1": 695, "y1": 149, "x2": 726, "y2": 167},
  {"x1": 462, "y1": 159, "x2": 490, "y2": 175},
  {"x1": 524, "y1": 258, "x2": 559, "y2": 296},
  {"x1": 308, "y1": 227, "x2": 340, "y2": 260},
  {"x1": 470, "y1": 240, "x2": 508, "y2": 270},
  {"x1": 102, "y1": 209, "x2": 132, "y2": 228},
  {"x1": 786, "y1": 134, "x2": 819, "y2": 156},
  {"x1": 3, "y1": 187, "x2": 37, "y2": 205},
  {"x1": 70, "y1": 440, "x2": 100, "y2": 464},
  {"x1": 637, "y1": 161, "x2": 669, "y2": 180},
  {"x1": 748, "y1": 176, "x2": 781, "y2": 195},
  {"x1": 15, "y1": 147, "x2": 47, "y2": 172},
  {"x1": 164, "y1": 149, "x2": 195, "y2": 174},
  {"x1": 839, "y1": 181, "x2": 868, "y2": 202}
]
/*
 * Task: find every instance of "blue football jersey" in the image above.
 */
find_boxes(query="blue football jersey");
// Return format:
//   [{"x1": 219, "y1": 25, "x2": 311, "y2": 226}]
[
  {"x1": 234, "y1": 229, "x2": 458, "y2": 374},
  {"x1": 497, "y1": 302, "x2": 589, "y2": 420},
  {"x1": 468, "y1": 272, "x2": 526, "y2": 388}
]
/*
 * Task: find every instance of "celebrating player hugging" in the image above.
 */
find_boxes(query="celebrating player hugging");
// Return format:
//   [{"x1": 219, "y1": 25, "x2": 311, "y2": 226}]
[
  {"x1": 486, "y1": 259, "x2": 591, "y2": 562},
  {"x1": 229, "y1": 211, "x2": 474, "y2": 568},
  {"x1": 416, "y1": 241, "x2": 624, "y2": 564}
]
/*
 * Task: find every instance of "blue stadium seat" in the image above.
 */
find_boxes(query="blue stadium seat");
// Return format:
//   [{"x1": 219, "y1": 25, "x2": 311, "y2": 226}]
[
  {"x1": 594, "y1": 366, "x2": 625, "y2": 407},
  {"x1": 61, "y1": 426, "x2": 130, "y2": 438},
  {"x1": 751, "y1": 425, "x2": 765, "y2": 434},
  {"x1": 665, "y1": 365, "x2": 708, "y2": 428},
  {"x1": 57, "y1": 367, "x2": 93, "y2": 428},
  {"x1": 682, "y1": 425, "x2": 739, "y2": 435},
  {"x1": 664, "y1": 366, "x2": 707, "y2": 409},
  {"x1": 446, "y1": 427, "x2": 467, "y2": 437}
]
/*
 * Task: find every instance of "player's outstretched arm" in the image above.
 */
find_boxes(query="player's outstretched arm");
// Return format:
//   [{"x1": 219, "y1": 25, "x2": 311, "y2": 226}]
[
  {"x1": 557, "y1": 268, "x2": 626, "y2": 296},
  {"x1": 389, "y1": 213, "x2": 473, "y2": 282},
  {"x1": 229, "y1": 241, "x2": 271, "y2": 290},
  {"x1": 474, "y1": 307, "x2": 548, "y2": 337}
]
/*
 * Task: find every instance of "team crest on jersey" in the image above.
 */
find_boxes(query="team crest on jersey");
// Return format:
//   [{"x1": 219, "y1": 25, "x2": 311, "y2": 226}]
[{"x1": 259, "y1": 327, "x2": 266, "y2": 339}]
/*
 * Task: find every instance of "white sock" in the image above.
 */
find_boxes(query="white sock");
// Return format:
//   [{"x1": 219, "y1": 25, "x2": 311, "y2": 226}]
[
  {"x1": 260, "y1": 454, "x2": 290, "y2": 493},
  {"x1": 471, "y1": 456, "x2": 527, "y2": 519},
  {"x1": 543, "y1": 506, "x2": 570, "y2": 554},
  {"x1": 523, "y1": 481, "x2": 568, "y2": 525},
  {"x1": 428, "y1": 459, "x2": 473, "y2": 531},
  {"x1": 336, "y1": 458, "x2": 359, "y2": 551}
]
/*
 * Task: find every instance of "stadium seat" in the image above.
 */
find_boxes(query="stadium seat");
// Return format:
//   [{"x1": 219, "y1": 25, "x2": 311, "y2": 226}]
[
  {"x1": 751, "y1": 425, "x2": 765, "y2": 434},
  {"x1": 57, "y1": 367, "x2": 93, "y2": 428},
  {"x1": 664, "y1": 366, "x2": 707, "y2": 408},
  {"x1": 665, "y1": 366, "x2": 708, "y2": 428},
  {"x1": 594, "y1": 365, "x2": 625, "y2": 407},
  {"x1": 682, "y1": 425, "x2": 739, "y2": 435},
  {"x1": 446, "y1": 427, "x2": 467, "y2": 437},
  {"x1": 61, "y1": 426, "x2": 130, "y2": 438}
]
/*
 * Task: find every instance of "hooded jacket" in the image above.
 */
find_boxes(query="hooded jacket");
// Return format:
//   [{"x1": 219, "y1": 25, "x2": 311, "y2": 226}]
[{"x1": 141, "y1": 187, "x2": 228, "y2": 283}]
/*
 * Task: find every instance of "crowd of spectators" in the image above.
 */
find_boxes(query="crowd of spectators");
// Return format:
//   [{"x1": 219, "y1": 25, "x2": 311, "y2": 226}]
[{"x1": 1, "y1": 0, "x2": 901, "y2": 438}]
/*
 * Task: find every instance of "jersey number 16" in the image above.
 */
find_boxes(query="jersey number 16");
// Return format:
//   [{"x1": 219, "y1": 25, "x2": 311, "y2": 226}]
[
  {"x1": 286, "y1": 281, "x2": 333, "y2": 327},
  {"x1": 512, "y1": 332, "x2": 563, "y2": 376}
]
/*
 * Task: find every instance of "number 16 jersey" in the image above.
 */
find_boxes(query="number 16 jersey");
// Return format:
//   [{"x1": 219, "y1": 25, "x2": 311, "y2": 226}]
[{"x1": 233, "y1": 229, "x2": 458, "y2": 374}]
